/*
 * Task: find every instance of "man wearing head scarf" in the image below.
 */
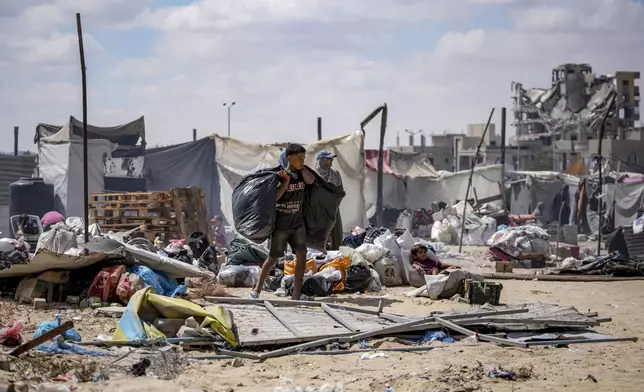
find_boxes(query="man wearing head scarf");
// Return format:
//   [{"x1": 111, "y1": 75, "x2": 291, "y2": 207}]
[{"x1": 315, "y1": 150, "x2": 344, "y2": 249}]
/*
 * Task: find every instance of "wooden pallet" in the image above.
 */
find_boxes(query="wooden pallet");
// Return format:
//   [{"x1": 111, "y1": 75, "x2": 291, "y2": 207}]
[{"x1": 89, "y1": 187, "x2": 210, "y2": 241}]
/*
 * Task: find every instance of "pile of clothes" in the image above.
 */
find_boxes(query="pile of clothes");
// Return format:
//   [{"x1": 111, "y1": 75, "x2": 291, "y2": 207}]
[
  {"x1": 487, "y1": 225, "x2": 551, "y2": 261},
  {"x1": 0, "y1": 237, "x2": 30, "y2": 271}
]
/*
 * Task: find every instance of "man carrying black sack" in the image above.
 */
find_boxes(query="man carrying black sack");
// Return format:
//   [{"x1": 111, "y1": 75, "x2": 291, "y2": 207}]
[{"x1": 250, "y1": 143, "x2": 315, "y2": 300}]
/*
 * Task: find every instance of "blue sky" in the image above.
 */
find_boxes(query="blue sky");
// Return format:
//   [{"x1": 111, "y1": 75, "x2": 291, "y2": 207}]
[{"x1": 0, "y1": 0, "x2": 642, "y2": 151}]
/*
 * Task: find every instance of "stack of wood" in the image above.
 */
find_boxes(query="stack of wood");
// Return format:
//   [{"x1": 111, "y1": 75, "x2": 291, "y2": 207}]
[{"x1": 89, "y1": 187, "x2": 210, "y2": 241}]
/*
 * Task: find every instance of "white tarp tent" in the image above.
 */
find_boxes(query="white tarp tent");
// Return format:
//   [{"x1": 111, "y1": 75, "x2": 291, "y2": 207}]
[
  {"x1": 35, "y1": 117, "x2": 145, "y2": 218},
  {"x1": 214, "y1": 132, "x2": 367, "y2": 232}
]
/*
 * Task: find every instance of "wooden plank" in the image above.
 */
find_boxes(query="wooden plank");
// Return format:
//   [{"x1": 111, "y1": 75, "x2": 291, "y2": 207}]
[
  {"x1": 171, "y1": 188, "x2": 187, "y2": 239},
  {"x1": 9, "y1": 321, "x2": 74, "y2": 356},
  {"x1": 482, "y1": 273, "x2": 644, "y2": 282},
  {"x1": 204, "y1": 297, "x2": 381, "y2": 315},
  {"x1": 264, "y1": 300, "x2": 301, "y2": 337},
  {"x1": 321, "y1": 303, "x2": 360, "y2": 332},
  {"x1": 433, "y1": 316, "x2": 527, "y2": 348}
]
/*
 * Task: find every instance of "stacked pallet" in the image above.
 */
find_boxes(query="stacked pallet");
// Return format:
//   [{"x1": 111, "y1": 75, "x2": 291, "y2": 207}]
[{"x1": 89, "y1": 187, "x2": 209, "y2": 241}]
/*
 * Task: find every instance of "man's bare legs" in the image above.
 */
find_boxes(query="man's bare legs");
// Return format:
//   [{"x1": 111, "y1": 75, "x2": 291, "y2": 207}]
[
  {"x1": 290, "y1": 251, "x2": 308, "y2": 300},
  {"x1": 251, "y1": 256, "x2": 279, "y2": 298}
]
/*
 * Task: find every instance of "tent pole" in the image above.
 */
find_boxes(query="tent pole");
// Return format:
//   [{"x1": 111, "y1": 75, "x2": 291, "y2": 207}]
[
  {"x1": 458, "y1": 108, "x2": 495, "y2": 254},
  {"x1": 595, "y1": 94, "x2": 616, "y2": 257},
  {"x1": 76, "y1": 13, "x2": 89, "y2": 245},
  {"x1": 360, "y1": 104, "x2": 387, "y2": 228}
]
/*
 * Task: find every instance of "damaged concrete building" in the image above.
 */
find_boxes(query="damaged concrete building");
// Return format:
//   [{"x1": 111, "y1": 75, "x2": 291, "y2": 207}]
[{"x1": 512, "y1": 63, "x2": 642, "y2": 173}]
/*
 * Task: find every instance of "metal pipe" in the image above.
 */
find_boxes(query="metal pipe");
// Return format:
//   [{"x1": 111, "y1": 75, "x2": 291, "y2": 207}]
[
  {"x1": 458, "y1": 108, "x2": 495, "y2": 253},
  {"x1": 76, "y1": 13, "x2": 89, "y2": 244},
  {"x1": 596, "y1": 94, "x2": 617, "y2": 256},
  {"x1": 317, "y1": 117, "x2": 322, "y2": 141},
  {"x1": 526, "y1": 336, "x2": 637, "y2": 347},
  {"x1": 555, "y1": 201, "x2": 567, "y2": 260},
  {"x1": 13, "y1": 126, "x2": 18, "y2": 156}
]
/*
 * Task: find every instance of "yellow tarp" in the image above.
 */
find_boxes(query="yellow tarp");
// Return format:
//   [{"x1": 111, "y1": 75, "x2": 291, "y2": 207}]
[{"x1": 112, "y1": 287, "x2": 237, "y2": 346}]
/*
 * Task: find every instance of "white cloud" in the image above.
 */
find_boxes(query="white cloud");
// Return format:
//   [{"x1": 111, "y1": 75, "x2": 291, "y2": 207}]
[{"x1": 0, "y1": 0, "x2": 643, "y2": 152}]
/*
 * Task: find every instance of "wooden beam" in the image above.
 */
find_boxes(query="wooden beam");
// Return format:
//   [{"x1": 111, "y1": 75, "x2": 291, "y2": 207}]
[
  {"x1": 204, "y1": 296, "x2": 381, "y2": 315},
  {"x1": 481, "y1": 273, "x2": 644, "y2": 282},
  {"x1": 263, "y1": 300, "x2": 301, "y2": 337},
  {"x1": 321, "y1": 303, "x2": 360, "y2": 332},
  {"x1": 433, "y1": 316, "x2": 527, "y2": 348},
  {"x1": 9, "y1": 321, "x2": 74, "y2": 356}
]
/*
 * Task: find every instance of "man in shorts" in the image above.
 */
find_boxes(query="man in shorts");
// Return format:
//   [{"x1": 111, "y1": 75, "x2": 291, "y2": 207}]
[{"x1": 250, "y1": 143, "x2": 315, "y2": 300}]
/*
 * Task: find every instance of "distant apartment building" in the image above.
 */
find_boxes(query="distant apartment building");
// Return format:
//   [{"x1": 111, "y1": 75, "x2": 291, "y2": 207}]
[
  {"x1": 391, "y1": 123, "x2": 499, "y2": 172},
  {"x1": 511, "y1": 63, "x2": 642, "y2": 172}
]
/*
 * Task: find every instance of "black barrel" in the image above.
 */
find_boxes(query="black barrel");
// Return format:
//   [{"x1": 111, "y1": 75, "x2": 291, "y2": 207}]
[{"x1": 9, "y1": 177, "x2": 55, "y2": 219}]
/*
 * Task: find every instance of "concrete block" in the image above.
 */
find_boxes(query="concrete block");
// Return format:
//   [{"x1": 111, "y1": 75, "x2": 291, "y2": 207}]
[{"x1": 33, "y1": 298, "x2": 47, "y2": 310}]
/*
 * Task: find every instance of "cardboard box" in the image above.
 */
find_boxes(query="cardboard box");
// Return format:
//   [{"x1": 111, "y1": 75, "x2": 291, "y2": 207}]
[{"x1": 495, "y1": 262, "x2": 513, "y2": 273}]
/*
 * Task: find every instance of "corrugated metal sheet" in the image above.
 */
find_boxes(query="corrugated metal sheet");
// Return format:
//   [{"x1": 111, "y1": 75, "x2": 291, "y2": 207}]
[
  {"x1": 0, "y1": 154, "x2": 37, "y2": 205},
  {"x1": 622, "y1": 225, "x2": 644, "y2": 260}
]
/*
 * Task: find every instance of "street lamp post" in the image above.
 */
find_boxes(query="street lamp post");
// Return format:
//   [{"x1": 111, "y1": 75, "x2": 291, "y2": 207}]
[{"x1": 223, "y1": 101, "x2": 236, "y2": 137}]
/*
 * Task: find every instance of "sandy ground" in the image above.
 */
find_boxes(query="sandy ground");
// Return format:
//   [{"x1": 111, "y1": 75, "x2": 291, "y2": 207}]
[{"x1": 1, "y1": 243, "x2": 642, "y2": 392}]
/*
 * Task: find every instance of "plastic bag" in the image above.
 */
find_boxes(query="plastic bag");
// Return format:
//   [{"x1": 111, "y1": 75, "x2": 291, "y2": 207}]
[
  {"x1": 374, "y1": 256, "x2": 403, "y2": 287},
  {"x1": 0, "y1": 321, "x2": 24, "y2": 346},
  {"x1": 367, "y1": 266, "x2": 383, "y2": 292},
  {"x1": 35, "y1": 224, "x2": 77, "y2": 254},
  {"x1": 130, "y1": 265, "x2": 186, "y2": 297},
  {"x1": 303, "y1": 166, "x2": 346, "y2": 250},
  {"x1": 263, "y1": 268, "x2": 284, "y2": 292},
  {"x1": 437, "y1": 219, "x2": 454, "y2": 244},
  {"x1": 216, "y1": 264, "x2": 261, "y2": 287},
  {"x1": 232, "y1": 168, "x2": 280, "y2": 243},
  {"x1": 396, "y1": 230, "x2": 416, "y2": 251},
  {"x1": 355, "y1": 243, "x2": 388, "y2": 263},
  {"x1": 345, "y1": 264, "x2": 372, "y2": 293},
  {"x1": 35, "y1": 315, "x2": 81, "y2": 342}
]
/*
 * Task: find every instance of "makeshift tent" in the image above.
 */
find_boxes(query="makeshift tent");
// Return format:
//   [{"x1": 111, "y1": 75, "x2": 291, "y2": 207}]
[
  {"x1": 364, "y1": 149, "x2": 503, "y2": 210},
  {"x1": 146, "y1": 137, "x2": 220, "y2": 217},
  {"x1": 508, "y1": 171, "x2": 580, "y2": 226},
  {"x1": 35, "y1": 117, "x2": 145, "y2": 218},
  {"x1": 214, "y1": 132, "x2": 366, "y2": 232},
  {"x1": 605, "y1": 180, "x2": 644, "y2": 230},
  {"x1": 364, "y1": 149, "x2": 438, "y2": 212}
]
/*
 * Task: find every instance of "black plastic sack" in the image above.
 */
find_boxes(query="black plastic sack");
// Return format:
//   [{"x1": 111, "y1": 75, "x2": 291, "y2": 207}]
[
  {"x1": 232, "y1": 165, "x2": 345, "y2": 249},
  {"x1": 345, "y1": 264, "x2": 372, "y2": 293},
  {"x1": 263, "y1": 268, "x2": 284, "y2": 292},
  {"x1": 304, "y1": 167, "x2": 346, "y2": 250},
  {"x1": 188, "y1": 231, "x2": 209, "y2": 259},
  {"x1": 285, "y1": 275, "x2": 332, "y2": 297},
  {"x1": 232, "y1": 168, "x2": 280, "y2": 243}
]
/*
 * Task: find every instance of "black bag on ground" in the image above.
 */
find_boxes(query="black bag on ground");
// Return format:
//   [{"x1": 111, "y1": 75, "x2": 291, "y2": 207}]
[
  {"x1": 232, "y1": 168, "x2": 280, "y2": 243},
  {"x1": 188, "y1": 231, "x2": 209, "y2": 259},
  {"x1": 285, "y1": 275, "x2": 332, "y2": 297},
  {"x1": 304, "y1": 166, "x2": 346, "y2": 250},
  {"x1": 345, "y1": 264, "x2": 373, "y2": 293}
]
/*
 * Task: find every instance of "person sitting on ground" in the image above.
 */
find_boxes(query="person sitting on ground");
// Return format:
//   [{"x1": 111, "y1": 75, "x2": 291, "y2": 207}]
[
  {"x1": 211, "y1": 215, "x2": 228, "y2": 249},
  {"x1": 250, "y1": 143, "x2": 316, "y2": 300},
  {"x1": 410, "y1": 243, "x2": 460, "y2": 275}
]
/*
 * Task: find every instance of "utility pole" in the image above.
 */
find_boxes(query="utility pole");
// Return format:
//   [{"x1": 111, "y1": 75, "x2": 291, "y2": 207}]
[
  {"x1": 13, "y1": 126, "x2": 19, "y2": 156},
  {"x1": 317, "y1": 117, "x2": 322, "y2": 141},
  {"x1": 500, "y1": 108, "x2": 506, "y2": 169},
  {"x1": 223, "y1": 101, "x2": 236, "y2": 137}
]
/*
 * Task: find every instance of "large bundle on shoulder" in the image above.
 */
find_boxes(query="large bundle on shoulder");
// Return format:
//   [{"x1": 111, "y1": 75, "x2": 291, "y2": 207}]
[{"x1": 232, "y1": 165, "x2": 345, "y2": 250}]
